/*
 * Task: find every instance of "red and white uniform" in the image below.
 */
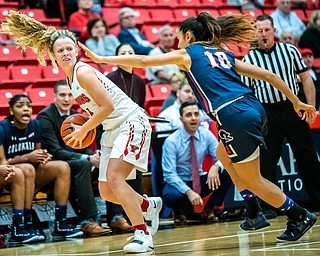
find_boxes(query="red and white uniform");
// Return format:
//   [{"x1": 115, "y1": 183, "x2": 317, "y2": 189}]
[{"x1": 70, "y1": 61, "x2": 152, "y2": 180}]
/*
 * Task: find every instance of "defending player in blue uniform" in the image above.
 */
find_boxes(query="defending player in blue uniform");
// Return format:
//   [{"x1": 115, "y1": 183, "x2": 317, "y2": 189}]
[{"x1": 78, "y1": 12, "x2": 317, "y2": 241}]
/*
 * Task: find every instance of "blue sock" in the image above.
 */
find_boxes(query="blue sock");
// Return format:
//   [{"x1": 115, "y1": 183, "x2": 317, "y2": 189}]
[
  {"x1": 240, "y1": 189, "x2": 256, "y2": 200},
  {"x1": 12, "y1": 209, "x2": 24, "y2": 216},
  {"x1": 277, "y1": 196, "x2": 295, "y2": 212}
]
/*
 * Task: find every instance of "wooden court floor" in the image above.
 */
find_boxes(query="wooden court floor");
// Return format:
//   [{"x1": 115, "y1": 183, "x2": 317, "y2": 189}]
[{"x1": 0, "y1": 213, "x2": 319, "y2": 255}]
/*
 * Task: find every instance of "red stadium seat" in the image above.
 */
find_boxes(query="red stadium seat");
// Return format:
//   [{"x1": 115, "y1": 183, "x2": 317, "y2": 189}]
[
  {"x1": 313, "y1": 58, "x2": 320, "y2": 69},
  {"x1": 104, "y1": 0, "x2": 129, "y2": 7},
  {"x1": 0, "y1": 45, "x2": 24, "y2": 66},
  {"x1": 178, "y1": 0, "x2": 201, "y2": 7},
  {"x1": 145, "y1": 85, "x2": 153, "y2": 98},
  {"x1": 134, "y1": 8, "x2": 151, "y2": 24},
  {"x1": 242, "y1": 9, "x2": 263, "y2": 19},
  {"x1": 197, "y1": 8, "x2": 220, "y2": 17},
  {"x1": 42, "y1": 65, "x2": 66, "y2": 80},
  {"x1": 150, "y1": 84, "x2": 171, "y2": 98},
  {"x1": 219, "y1": 8, "x2": 241, "y2": 16},
  {"x1": 9, "y1": 65, "x2": 42, "y2": 83},
  {"x1": 0, "y1": 0, "x2": 19, "y2": 8},
  {"x1": 101, "y1": 7, "x2": 121, "y2": 27},
  {"x1": 306, "y1": 0, "x2": 319, "y2": 9},
  {"x1": 31, "y1": 65, "x2": 66, "y2": 88},
  {"x1": 23, "y1": 48, "x2": 42, "y2": 65},
  {"x1": 133, "y1": 0, "x2": 157, "y2": 7},
  {"x1": 173, "y1": 8, "x2": 197, "y2": 23},
  {"x1": 26, "y1": 87, "x2": 54, "y2": 107},
  {"x1": 0, "y1": 7, "x2": 18, "y2": 22},
  {"x1": 156, "y1": 0, "x2": 178, "y2": 8},
  {"x1": 144, "y1": 96, "x2": 166, "y2": 114},
  {"x1": 263, "y1": 8, "x2": 275, "y2": 16},
  {"x1": 201, "y1": 0, "x2": 229, "y2": 8},
  {"x1": 141, "y1": 24, "x2": 162, "y2": 44},
  {"x1": 19, "y1": 9, "x2": 61, "y2": 27},
  {"x1": 101, "y1": 64, "x2": 118, "y2": 75},
  {"x1": 293, "y1": 9, "x2": 307, "y2": 24},
  {"x1": 149, "y1": 8, "x2": 174, "y2": 24},
  {"x1": 0, "y1": 89, "x2": 25, "y2": 108},
  {"x1": 0, "y1": 66, "x2": 29, "y2": 89},
  {"x1": 148, "y1": 105, "x2": 162, "y2": 117}
]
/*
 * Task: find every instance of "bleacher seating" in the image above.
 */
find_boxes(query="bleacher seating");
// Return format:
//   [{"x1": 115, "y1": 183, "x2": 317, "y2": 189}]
[
  {"x1": 0, "y1": 6, "x2": 18, "y2": 22},
  {"x1": 19, "y1": 9, "x2": 61, "y2": 27}
]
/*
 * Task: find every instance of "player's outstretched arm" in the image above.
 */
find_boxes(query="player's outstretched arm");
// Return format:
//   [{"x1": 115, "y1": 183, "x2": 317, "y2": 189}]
[{"x1": 235, "y1": 59, "x2": 317, "y2": 123}]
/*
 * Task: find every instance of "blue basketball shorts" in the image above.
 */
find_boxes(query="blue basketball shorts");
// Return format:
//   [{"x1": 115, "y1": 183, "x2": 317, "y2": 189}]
[{"x1": 214, "y1": 94, "x2": 267, "y2": 163}]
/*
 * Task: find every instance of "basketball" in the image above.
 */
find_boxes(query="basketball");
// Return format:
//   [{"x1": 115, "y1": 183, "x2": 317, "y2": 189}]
[{"x1": 60, "y1": 113, "x2": 96, "y2": 149}]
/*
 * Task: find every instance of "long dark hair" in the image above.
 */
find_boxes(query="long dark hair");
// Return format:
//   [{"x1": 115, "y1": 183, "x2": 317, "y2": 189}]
[{"x1": 178, "y1": 12, "x2": 256, "y2": 48}]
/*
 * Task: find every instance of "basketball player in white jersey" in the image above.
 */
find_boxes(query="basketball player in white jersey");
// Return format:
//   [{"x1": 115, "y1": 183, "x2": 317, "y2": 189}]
[{"x1": 1, "y1": 11, "x2": 162, "y2": 253}]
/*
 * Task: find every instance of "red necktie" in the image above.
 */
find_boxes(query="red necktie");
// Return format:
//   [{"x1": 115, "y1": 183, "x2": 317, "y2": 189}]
[{"x1": 190, "y1": 136, "x2": 201, "y2": 194}]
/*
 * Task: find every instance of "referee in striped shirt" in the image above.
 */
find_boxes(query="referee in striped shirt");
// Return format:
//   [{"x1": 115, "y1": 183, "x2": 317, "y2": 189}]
[{"x1": 242, "y1": 14, "x2": 320, "y2": 219}]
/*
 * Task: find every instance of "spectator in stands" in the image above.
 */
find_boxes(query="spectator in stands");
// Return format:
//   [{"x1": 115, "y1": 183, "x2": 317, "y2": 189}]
[
  {"x1": 68, "y1": 0, "x2": 100, "y2": 42},
  {"x1": 85, "y1": 17, "x2": 120, "y2": 57},
  {"x1": 156, "y1": 79, "x2": 209, "y2": 132},
  {"x1": 107, "y1": 44, "x2": 146, "y2": 108},
  {"x1": 104, "y1": 43, "x2": 146, "y2": 233},
  {"x1": 271, "y1": 0, "x2": 305, "y2": 43},
  {"x1": 279, "y1": 31, "x2": 295, "y2": 45},
  {"x1": 145, "y1": 25, "x2": 180, "y2": 85},
  {"x1": 0, "y1": 94, "x2": 83, "y2": 239},
  {"x1": 162, "y1": 101, "x2": 232, "y2": 225},
  {"x1": 298, "y1": 48, "x2": 320, "y2": 110},
  {"x1": 37, "y1": 81, "x2": 112, "y2": 237},
  {"x1": 117, "y1": 7, "x2": 153, "y2": 55},
  {"x1": 162, "y1": 72, "x2": 185, "y2": 111},
  {"x1": 0, "y1": 160, "x2": 40, "y2": 243},
  {"x1": 240, "y1": 0, "x2": 264, "y2": 10},
  {"x1": 298, "y1": 10, "x2": 320, "y2": 58}
]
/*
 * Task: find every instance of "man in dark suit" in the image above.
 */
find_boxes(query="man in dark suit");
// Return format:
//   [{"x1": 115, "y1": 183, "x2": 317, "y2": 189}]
[
  {"x1": 37, "y1": 80, "x2": 111, "y2": 237},
  {"x1": 117, "y1": 7, "x2": 154, "y2": 55}
]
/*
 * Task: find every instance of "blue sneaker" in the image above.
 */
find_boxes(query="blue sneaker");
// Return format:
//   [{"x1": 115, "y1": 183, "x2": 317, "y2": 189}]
[
  {"x1": 240, "y1": 211, "x2": 270, "y2": 231},
  {"x1": 9, "y1": 226, "x2": 40, "y2": 244},
  {"x1": 52, "y1": 219, "x2": 83, "y2": 238},
  {"x1": 277, "y1": 210, "x2": 317, "y2": 241}
]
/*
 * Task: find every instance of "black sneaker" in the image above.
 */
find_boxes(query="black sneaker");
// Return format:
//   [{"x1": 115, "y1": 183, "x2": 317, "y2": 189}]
[
  {"x1": 52, "y1": 219, "x2": 83, "y2": 238},
  {"x1": 9, "y1": 226, "x2": 40, "y2": 244},
  {"x1": 240, "y1": 211, "x2": 271, "y2": 231},
  {"x1": 277, "y1": 210, "x2": 317, "y2": 242}
]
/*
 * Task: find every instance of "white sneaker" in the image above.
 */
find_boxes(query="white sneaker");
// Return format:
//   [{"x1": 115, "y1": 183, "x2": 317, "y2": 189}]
[
  {"x1": 142, "y1": 195, "x2": 163, "y2": 235},
  {"x1": 123, "y1": 230, "x2": 154, "y2": 253}
]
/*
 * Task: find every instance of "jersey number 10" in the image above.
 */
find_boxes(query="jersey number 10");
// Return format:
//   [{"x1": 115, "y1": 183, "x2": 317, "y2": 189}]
[{"x1": 204, "y1": 51, "x2": 232, "y2": 69}]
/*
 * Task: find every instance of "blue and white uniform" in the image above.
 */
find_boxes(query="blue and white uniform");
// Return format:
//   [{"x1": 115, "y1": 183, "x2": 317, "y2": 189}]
[
  {"x1": 0, "y1": 117, "x2": 41, "y2": 159},
  {"x1": 184, "y1": 44, "x2": 267, "y2": 162},
  {"x1": 70, "y1": 61, "x2": 152, "y2": 180}
]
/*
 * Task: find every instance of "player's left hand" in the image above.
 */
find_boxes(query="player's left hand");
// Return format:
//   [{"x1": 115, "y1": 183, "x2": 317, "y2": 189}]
[{"x1": 294, "y1": 101, "x2": 317, "y2": 124}]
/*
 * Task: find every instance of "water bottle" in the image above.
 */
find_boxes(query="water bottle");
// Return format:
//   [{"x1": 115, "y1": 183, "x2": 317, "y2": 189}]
[{"x1": 48, "y1": 212, "x2": 55, "y2": 234}]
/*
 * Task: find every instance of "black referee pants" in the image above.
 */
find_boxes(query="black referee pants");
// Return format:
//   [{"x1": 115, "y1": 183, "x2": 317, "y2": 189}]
[{"x1": 261, "y1": 101, "x2": 320, "y2": 210}]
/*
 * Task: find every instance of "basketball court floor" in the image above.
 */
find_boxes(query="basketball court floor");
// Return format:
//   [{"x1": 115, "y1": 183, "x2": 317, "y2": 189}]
[{"x1": 0, "y1": 213, "x2": 319, "y2": 255}]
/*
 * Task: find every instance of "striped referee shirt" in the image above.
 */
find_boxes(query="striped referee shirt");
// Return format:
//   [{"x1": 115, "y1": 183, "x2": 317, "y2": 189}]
[{"x1": 242, "y1": 43, "x2": 307, "y2": 104}]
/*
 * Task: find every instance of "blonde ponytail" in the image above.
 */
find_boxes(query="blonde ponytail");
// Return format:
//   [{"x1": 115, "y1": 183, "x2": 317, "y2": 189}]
[{"x1": 1, "y1": 10, "x2": 77, "y2": 67}]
